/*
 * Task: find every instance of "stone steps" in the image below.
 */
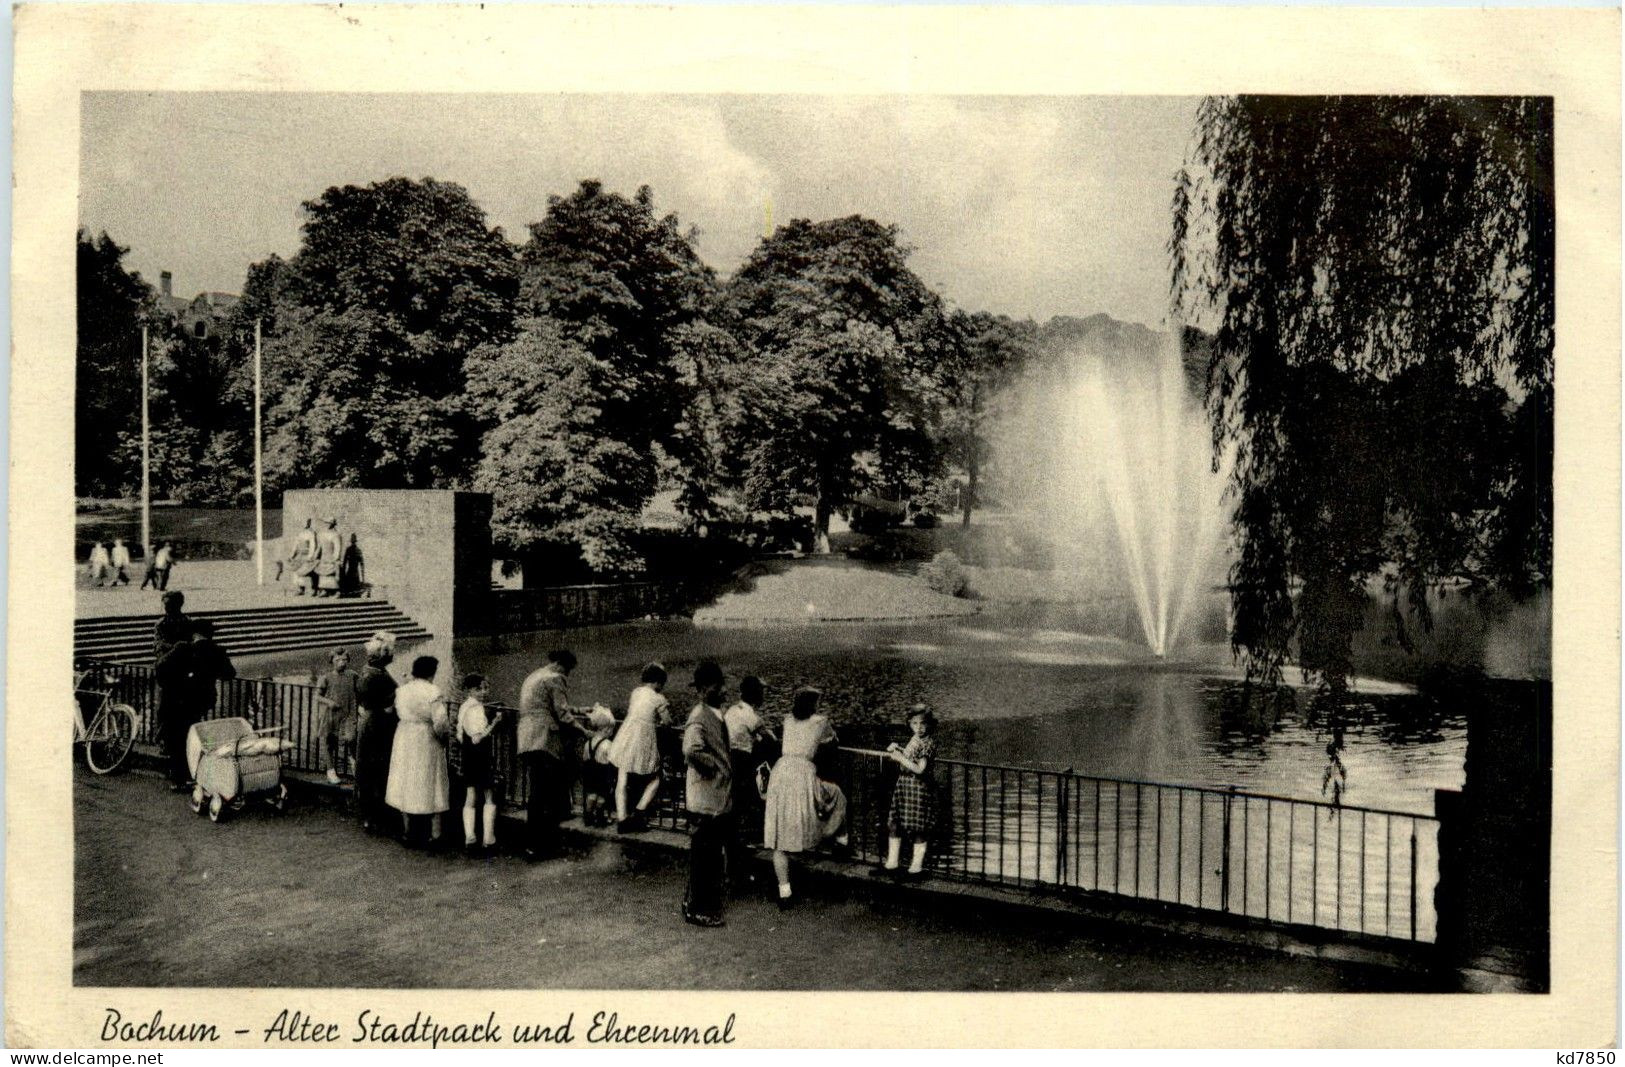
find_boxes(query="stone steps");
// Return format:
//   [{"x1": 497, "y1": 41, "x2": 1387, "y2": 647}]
[{"x1": 75, "y1": 600, "x2": 432, "y2": 663}]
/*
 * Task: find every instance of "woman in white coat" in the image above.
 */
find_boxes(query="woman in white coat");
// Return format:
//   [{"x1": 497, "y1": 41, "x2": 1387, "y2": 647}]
[{"x1": 385, "y1": 655, "x2": 451, "y2": 846}]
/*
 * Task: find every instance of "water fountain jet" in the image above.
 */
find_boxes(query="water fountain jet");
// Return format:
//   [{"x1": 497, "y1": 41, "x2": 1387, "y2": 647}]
[{"x1": 996, "y1": 325, "x2": 1232, "y2": 659}]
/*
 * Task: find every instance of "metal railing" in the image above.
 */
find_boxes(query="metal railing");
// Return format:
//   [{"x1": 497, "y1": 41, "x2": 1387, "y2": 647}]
[
  {"x1": 832, "y1": 750, "x2": 1438, "y2": 943},
  {"x1": 79, "y1": 658, "x2": 1438, "y2": 944}
]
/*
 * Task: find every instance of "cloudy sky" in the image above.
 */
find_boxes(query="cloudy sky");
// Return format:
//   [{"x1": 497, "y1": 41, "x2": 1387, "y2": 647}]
[{"x1": 81, "y1": 93, "x2": 1199, "y2": 327}]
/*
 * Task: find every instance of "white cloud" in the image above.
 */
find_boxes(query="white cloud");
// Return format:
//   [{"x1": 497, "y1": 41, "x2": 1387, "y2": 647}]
[{"x1": 80, "y1": 93, "x2": 1197, "y2": 323}]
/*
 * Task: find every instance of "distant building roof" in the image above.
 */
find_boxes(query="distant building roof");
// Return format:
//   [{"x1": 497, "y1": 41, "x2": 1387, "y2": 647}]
[{"x1": 191, "y1": 292, "x2": 240, "y2": 312}]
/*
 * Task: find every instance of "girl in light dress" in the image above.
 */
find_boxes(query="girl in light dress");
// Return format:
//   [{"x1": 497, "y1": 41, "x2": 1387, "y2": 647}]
[
  {"x1": 878, "y1": 704, "x2": 939, "y2": 878},
  {"x1": 385, "y1": 655, "x2": 451, "y2": 847},
  {"x1": 607, "y1": 662, "x2": 671, "y2": 831},
  {"x1": 456, "y1": 673, "x2": 503, "y2": 851},
  {"x1": 761, "y1": 686, "x2": 848, "y2": 908}
]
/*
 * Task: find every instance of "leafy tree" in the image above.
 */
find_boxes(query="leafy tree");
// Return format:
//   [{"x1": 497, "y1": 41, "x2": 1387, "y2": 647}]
[
  {"x1": 252, "y1": 177, "x2": 519, "y2": 490},
  {"x1": 466, "y1": 316, "x2": 653, "y2": 574},
  {"x1": 76, "y1": 230, "x2": 155, "y2": 496},
  {"x1": 939, "y1": 310, "x2": 1036, "y2": 526},
  {"x1": 723, "y1": 216, "x2": 951, "y2": 545},
  {"x1": 664, "y1": 320, "x2": 749, "y2": 526},
  {"x1": 515, "y1": 181, "x2": 718, "y2": 496},
  {"x1": 1170, "y1": 96, "x2": 1553, "y2": 690},
  {"x1": 463, "y1": 181, "x2": 721, "y2": 570}
]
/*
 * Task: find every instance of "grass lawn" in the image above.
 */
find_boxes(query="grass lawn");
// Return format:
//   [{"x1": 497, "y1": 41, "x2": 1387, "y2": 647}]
[{"x1": 76, "y1": 503, "x2": 284, "y2": 551}]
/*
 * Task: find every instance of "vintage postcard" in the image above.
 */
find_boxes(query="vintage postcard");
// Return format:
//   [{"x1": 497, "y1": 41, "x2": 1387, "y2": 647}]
[{"x1": 8, "y1": 3, "x2": 1620, "y2": 1050}]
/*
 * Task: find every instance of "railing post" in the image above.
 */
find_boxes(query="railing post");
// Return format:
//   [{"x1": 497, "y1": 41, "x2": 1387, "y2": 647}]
[
  {"x1": 1220, "y1": 785, "x2": 1235, "y2": 913},
  {"x1": 1055, "y1": 771, "x2": 1071, "y2": 886},
  {"x1": 1410, "y1": 821, "x2": 1418, "y2": 943}
]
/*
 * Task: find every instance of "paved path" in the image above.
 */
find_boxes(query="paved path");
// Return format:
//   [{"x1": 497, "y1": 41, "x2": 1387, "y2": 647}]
[
  {"x1": 75, "y1": 769, "x2": 1435, "y2": 992},
  {"x1": 75, "y1": 560, "x2": 324, "y2": 619}
]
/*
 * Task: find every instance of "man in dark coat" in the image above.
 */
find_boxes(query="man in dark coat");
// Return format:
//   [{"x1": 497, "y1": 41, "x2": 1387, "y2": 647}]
[
  {"x1": 187, "y1": 619, "x2": 237, "y2": 721},
  {"x1": 154, "y1": 637, "x2": 196, "y2": 790},
  {"x1": 152, "y1": 591, "x2": 192, "y2": 662},
  {"x1": 682, "y1": 660, "x2": 733, "y2": 927}
]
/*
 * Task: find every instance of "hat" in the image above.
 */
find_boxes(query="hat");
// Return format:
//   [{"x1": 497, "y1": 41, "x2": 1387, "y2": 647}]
[
  {"x1": 363, "y1": 631, "x2": 397, "y2": 657},
  {"x1": 692, "y1": 660, "x2": 725, "y2": 688}
]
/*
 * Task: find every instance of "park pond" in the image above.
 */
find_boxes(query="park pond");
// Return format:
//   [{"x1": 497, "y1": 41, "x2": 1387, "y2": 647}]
[{"x1": 252, "y1": 601, "x2": 1494, "y2": 817}]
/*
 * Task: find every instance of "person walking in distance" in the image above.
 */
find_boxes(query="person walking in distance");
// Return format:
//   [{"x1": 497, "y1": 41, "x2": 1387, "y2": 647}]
[
  {"x1": 110, "y1": 538, "x2": 132, "y2": 585},
  {"x1": 681, "y1": 661, "x2": 733, "y2": 927},
  {"x1": 152, "y1": 542, "x2": 176, "y2": 591},
  {"x1": 139, "y1": 544, "x2": 161, "y2": 590},
  {"x1": 87, "y1": 541, "x2": 111, "y2": 587},
  {"x1": 515, "y1": 650, "x2": 593, "y2": 861},
  {"x1": 354, "y1": 632, "x2": 400, "y2": 834}
]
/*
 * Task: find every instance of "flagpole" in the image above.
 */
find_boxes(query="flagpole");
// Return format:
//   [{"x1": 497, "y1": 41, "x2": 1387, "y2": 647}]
[
  {"x1": 254, "y1": 319, "x2": 264, "y2": 585},
  {"x1": 140, "y1": 325, "x2": 150, "y2": 563}
]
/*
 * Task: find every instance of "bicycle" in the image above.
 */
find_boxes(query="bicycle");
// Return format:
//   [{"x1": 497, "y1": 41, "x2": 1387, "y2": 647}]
[{"x1": 73, "y1": 668, "x2": 139, "y2": 774}]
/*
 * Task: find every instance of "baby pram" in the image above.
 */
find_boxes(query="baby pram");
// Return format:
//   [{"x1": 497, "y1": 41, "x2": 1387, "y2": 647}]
[{"x1": 187, "y1": 717, "x2": 292, "y2": 822}]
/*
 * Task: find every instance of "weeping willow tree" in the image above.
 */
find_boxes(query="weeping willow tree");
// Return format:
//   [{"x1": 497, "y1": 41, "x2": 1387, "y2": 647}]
[{"x1": 1171, "y1": 96, "x2": 1553, "y2": 691}]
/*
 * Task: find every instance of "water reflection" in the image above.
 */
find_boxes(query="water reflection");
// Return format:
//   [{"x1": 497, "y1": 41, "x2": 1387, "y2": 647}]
[{"x1": 243, "y1": 610, "x2": 1477, "y2": 814}]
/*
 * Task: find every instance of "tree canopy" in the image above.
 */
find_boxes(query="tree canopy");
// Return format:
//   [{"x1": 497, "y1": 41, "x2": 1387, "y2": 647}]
[
  {"x1": 722, "y1": 216, "x2": 952, "y2": 541},
  {"x1": 459, "y1": 181, "x2": 720, "y2": 572},
  {"x1": 255, "y1": 177, "x2": 518, "y2": 490},
  {"x1": 79, "y1": 180, "x2": 1054, "y2": 575},
  {"x1": 76, "y1": 230, "x2": 154, "y2": 497},
  {"x1": 1171, "y1": 96, "x2": 1554, "y2": 689}
]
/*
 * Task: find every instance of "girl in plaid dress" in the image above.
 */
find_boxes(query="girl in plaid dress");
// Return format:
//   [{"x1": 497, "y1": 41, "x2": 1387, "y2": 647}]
[{"x1": 880, "y1": 705, "x2": 938, "y2": 878}]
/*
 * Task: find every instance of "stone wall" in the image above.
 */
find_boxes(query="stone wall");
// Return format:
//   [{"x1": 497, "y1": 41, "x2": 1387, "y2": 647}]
[{"x1": 1433, "y1": 680, "x2": 1552, "y2": 990}]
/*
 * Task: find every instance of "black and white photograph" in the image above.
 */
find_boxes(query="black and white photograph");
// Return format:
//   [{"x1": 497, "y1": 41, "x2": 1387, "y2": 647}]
[{"x1": 10, "y1": 3, "x2": 1619, "y2": 1051}]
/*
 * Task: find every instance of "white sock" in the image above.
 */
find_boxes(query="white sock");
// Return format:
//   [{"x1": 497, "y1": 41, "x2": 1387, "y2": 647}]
[
  {"x1": 884, "y1": 837, "x2": 901, "y2": 869},
  {"x1": 908, "y1": 842, "x2": 928, "y2": 874},
  {"x1": 462, "y1": 806, "x2": 477, "y2": 844},
  {"x1": 482, "y1": 803, "x2": 498, "y2": 846},
  {"x1": 778, "y1": 882, "x2": 792, "y2": 898}
]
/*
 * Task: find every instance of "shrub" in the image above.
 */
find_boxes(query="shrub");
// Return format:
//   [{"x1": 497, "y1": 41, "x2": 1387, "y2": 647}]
[{"x1": 918, "y1": 550, "x2": 968, "y2": 598}]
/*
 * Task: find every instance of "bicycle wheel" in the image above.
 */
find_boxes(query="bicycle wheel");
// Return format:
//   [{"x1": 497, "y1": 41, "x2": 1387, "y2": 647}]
[{"x1": 84, "y1": 704, "x2": 137, "y2": 774}]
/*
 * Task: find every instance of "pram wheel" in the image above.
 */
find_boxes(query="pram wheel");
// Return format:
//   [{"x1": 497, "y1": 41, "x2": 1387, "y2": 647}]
[
  {"x1": 189, "y1": 785, "x2": 204, "y2": 815},
  {"x1": 207, "y1": 794, "x2": 224, "y2": 822}
]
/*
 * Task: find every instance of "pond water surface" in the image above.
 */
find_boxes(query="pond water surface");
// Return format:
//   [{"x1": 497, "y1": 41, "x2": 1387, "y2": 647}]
[{"x1": 418, "y1": 606, "x2": 1471, "y2": 817}]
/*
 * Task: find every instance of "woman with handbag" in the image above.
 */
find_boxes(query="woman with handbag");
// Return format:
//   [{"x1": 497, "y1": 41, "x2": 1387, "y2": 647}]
[{"x1": 386, "y1": 655, "x2": 452, "y2": 848}]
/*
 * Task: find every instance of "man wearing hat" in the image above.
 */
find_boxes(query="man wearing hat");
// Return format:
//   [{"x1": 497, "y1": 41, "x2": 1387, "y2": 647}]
[{"x1": 682, "y1": 660, "x2": 733, "y2": 927}]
